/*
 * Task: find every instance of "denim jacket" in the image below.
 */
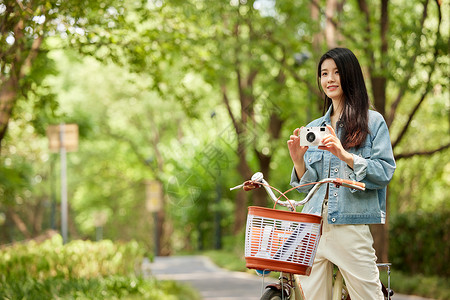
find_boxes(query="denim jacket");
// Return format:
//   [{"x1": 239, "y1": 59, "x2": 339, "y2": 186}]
[{"x1": 290, "y1": 107, "x2": 396, "y2": 225}]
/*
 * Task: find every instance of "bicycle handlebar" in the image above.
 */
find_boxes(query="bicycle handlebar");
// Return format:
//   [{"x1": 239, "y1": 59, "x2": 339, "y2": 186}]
[{"x1": 230, "y1": 172, "x2": 365, "y2": 209}]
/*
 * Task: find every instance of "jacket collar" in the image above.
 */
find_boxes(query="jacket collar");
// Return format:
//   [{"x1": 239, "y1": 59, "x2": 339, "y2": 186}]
[{"x1": 321, "y1": 105, "x2": 333, "y2": 126}]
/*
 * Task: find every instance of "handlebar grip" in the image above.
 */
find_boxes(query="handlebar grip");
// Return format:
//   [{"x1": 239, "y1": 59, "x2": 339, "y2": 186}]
[
  {"x1": 335, "y1": 178, "x2": 365, "y2": 190},
  {"x1": 243, "y1": 181, "x2": 261, "y2": 191}
]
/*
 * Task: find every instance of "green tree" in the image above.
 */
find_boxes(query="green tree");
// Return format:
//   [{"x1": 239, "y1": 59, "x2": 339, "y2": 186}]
[
  {"x1": 0, "y1": 0, "x2": 124, "y2": 150},
  {"x1": 0, "y1": 103, "x2": 49, "y2": 241},
  {"x1": 1, "y1": 0, "x2": 448, "y2": 260},
  {"x1": 115, "y1": 0, "x2": 449, "y2": 258},
  {"x1": 43, "y1": 49, "x2": 230, "y2": 251},
  {"x1": 0, "y1": 0, "x2": 130, "y2": 244},
  {"x1": 107, "y1": 0, "x2": 324, "y2": 233}
]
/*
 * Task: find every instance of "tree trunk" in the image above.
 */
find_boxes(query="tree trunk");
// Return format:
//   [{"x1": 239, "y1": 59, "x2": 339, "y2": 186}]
[
  {"x1": 0, "y1": 76, "x2": 18, "y2": 150},
  {"x1": 233, "y1": 147, "x2": 253, "y2": 233},
  {"x1": 233, "y1": 190, "x2": 248, "y2": 234},
  {"x1": 370, "y1": 76, "x2": 388, "y2": 261},
  {"x1": 325, "y1": 0, "x2": 339, "y2": 48},
  {"x1": 7, "y1": 208, "x2": 31, "y2": 239},
  {"x1": 157, "y1": 209, "x2": 166, "y2": 255},
  {"x1": 371, "y1": 76, "x2": 387, "y2": 116},
  {"x1": 311, "y1": 0, "x2": 322, "y2": 53},
  {"x1": 32, "y1": 199, "x2": 45, "y2": 236},
  {"x1": 67, "y1": 203, "x2": 80, "y2": 240},
  {"x1": 371, "y1": 187, "x2": 390, "y2": 263},
  {"x1": 370, "y1": 223, "x2": 389, "y2": 262},
  {"x1": 366, "y1": 0, "x2": 389, "y2": 262}
]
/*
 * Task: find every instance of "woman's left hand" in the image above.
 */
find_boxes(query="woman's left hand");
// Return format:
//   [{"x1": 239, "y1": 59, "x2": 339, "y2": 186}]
[{"x1": 319, "y1": 125, "x2": 354, "y2": 168}]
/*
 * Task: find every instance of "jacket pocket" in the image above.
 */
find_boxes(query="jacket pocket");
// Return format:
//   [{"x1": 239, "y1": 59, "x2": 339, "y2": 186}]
[{"x1": 305, "y1": 150, "x2": 323, "y2": 166}]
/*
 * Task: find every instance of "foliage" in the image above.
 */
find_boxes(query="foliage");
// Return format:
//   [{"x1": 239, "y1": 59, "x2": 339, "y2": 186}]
[
  {"x1": 98, "y1": 0, "x2": 449, "y2": 243},
  {"x1": 379, "y1": 270, "x2": 450, "y2": 300},
  {"x1": 0, "y1": 0, "x2": 133, "y2": 242},
  {"x1": 0, "y1": 0, "x2": 448, "y2": 263},
  {"x1": 0, "y1": 276, "x2": 200, "y2": 300},
  {"x1": 0, "y1": 234, "x2": 145, "y2": 280},
  {"x1": 389, "y1": 209, "x2": 450, "y2": 277},
  {"x1": 389, "y1": 149, "x2": 450, "y2": 214},
  {"x1": 40, "y1": 49, "x2": 242, "y2": 250},
  {"x1": 0, "y1": 163, "x2": 31, "y2": 206},
  {"x1": 0, "y1": 235, "x2": 200, "y2": 299},
  {"x1": 0, "y1": 0, "x2": 126, "y2": 142},
  {"x1": 103, "y1": 0, "x2": 321, "y2": 184}
]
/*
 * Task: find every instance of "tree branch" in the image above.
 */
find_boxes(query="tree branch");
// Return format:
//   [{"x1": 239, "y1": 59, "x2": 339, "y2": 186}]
[
  {"x1": 269, "y1": 57, "x2": 287, "y2": 140},
  {"x1": 357, "y1": 0, "x2": 374, "y2": 66},
  {"x1": 220, "y1": 83, "x2": 240, "y2": 137},
  {"x1": 264, "y1": 47, "x2": 322, "y2": 99},
  {"x1": 309, "y1": 0, "x2": 357, "y2": 45},
  {"x1": 0, "y1": 5, "x2": 18, "y2": 63},
  {"x1": 387, "y1": 0, "x2": 430, "y2": 127},
  {"x1": 380, "y1": 0, "x2": 388, "y2": 54},
  {"x1": 392, "y1": 85, "x2": 431, "y2": 149},
  {"x1": 391, "y1": 0, "x2": 442, "y2": 149},
  {"x1": 19, "y1": 35, "x2": 44, "y2": 78},
  {"x1": 395, "y1": 142, "x2": 450, "y2": 160}
]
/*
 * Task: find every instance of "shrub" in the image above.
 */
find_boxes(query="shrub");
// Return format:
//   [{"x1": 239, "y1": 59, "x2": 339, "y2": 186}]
[
  {"x1": 0, "y1": 234, "x2": 144, "y2": 281},
  {"x1": 0, "y1": 235, "x2": 200, "y2": 299},
  {"x1": 0, "y1": 275, "x2": 200, "y2": 300},
  {"x1": 389, "y1": 209, "x2": 450, "y2": 277}
]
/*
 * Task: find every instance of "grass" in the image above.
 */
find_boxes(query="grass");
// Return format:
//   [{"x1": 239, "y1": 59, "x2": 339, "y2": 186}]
[
  {"x1": 202, "y1": 249, "x2": 248, "y2": 273},
  {"x1": 203, "y1": 249, "x2": 450, "y2": 300}
]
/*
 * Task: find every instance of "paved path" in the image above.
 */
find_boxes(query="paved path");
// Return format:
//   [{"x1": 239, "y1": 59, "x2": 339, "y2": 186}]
[
  {"x1": 149, "y1": 255, "x2": 435, "y2": 300},
  {"x1": 150, "y1": 255, "x2": 269, "y2": 300}
]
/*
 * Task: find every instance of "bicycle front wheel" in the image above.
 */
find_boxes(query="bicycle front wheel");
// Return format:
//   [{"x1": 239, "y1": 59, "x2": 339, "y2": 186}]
[{"x1": 260, "y1": 288, "x2": 284, "y2": 300}]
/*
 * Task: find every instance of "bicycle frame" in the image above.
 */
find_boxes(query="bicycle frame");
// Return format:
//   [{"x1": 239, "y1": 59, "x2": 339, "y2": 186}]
[{"x1": 231, "y1": 172, "x2": 392, "y2": 300}]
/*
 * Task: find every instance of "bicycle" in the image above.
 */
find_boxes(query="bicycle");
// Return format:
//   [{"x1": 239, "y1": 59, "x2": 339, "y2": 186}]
[{"x1": 230, "y1": 172, "x2": 393, "y2": 300}]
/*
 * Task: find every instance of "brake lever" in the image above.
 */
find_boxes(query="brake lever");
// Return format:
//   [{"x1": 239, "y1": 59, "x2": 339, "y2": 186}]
[{"x1": 230, "y1": 184, "x2": 244, "y2": 191}]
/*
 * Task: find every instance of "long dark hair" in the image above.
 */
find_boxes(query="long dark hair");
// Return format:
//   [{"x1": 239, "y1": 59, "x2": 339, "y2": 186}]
[{"x1": 317, "y1": 48, "x2": 370, "y2": 149}]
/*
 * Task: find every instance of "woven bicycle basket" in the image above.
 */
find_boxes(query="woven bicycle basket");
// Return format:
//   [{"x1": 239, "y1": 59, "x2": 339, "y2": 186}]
[{"x1": 244, "y1": 206, "x2": 322, "y2": 276}]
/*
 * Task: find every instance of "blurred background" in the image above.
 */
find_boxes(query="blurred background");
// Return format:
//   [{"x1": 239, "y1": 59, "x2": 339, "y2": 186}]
[{"x1": 0, "y1": 0, "x2": 448, "y2": 298}]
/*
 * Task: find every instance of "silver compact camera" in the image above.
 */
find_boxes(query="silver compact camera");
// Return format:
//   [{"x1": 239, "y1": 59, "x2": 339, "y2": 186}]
[{"x1": 299, "y1": 126, "x2": 331, "y2": 146}]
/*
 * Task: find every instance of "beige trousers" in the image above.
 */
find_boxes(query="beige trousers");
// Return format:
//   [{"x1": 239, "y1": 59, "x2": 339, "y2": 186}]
[{"x1": 296, "y1": 201, "x2": 384, "y2": 300}]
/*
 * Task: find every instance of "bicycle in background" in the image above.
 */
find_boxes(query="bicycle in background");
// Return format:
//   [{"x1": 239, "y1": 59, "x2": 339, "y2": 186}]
[{"x1": 231, "y1": 172, "x2": 393, "y2": 300}]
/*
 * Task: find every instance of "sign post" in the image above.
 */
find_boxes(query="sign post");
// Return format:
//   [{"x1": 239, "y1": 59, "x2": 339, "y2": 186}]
[{"x1": 47, "y1": 123, "x2": 78, "y2": 244}]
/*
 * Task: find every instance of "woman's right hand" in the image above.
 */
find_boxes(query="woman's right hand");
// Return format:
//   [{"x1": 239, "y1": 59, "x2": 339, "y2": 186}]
[{"x1": 287, "y1": 127, "x2": 308, "y2": 164}]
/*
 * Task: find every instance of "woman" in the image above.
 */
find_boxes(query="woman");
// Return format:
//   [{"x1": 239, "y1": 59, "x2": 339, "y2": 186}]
[{"x1": 287, "y1": 48, "x2": 396, "y2": 299}]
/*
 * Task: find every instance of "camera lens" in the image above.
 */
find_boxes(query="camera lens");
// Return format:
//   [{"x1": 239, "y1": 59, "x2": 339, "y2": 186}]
[{"x1": 306, "y1": 132, "x2": 316, "y2": 143}]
